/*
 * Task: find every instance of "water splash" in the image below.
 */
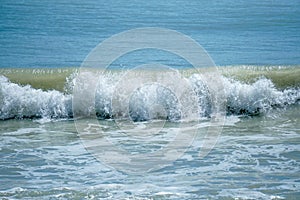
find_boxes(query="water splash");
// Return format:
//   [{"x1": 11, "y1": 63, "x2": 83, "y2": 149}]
[{"x1": 0, "y1": 71, "x2": 299, "y2": 120}]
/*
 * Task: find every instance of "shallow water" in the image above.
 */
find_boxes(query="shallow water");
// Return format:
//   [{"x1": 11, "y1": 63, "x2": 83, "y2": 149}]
[{"x1": 0, "y1": 106, "x2": 299, "y2": 199}]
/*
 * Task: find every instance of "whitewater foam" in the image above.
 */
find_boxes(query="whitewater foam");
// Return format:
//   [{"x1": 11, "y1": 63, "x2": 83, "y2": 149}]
[
  {"x1": 0, "y1": 76, "x2": 72, "y2": 119},
  {"x1": 223, "y1": 77, "x2": 299, "y2": 115},
  {"x1": 0, "y1": 70, "x2": 299, "y2": 120}
]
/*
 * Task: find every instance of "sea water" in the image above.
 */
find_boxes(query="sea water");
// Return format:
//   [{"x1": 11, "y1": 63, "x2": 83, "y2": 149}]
[
  {"x1": 1, "y1": 0, "x2": 299, "y2": 67},
  {"x1": 1, "y1": 0, "x2": 300, "y2": 199}
]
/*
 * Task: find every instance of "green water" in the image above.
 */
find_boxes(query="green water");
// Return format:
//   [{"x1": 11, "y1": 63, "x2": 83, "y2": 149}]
[{"x1": 1, "y1": 65, "x2": 299, "y2": 92}]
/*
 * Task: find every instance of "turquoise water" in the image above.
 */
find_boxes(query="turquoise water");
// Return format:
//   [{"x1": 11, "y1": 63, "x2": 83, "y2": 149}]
[{"x1": 1, "y1": 0, "x2": 300, "y2": 199}]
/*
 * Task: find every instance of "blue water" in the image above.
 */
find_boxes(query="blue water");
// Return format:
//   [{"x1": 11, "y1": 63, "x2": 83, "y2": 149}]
[{"x1": 1, "y1": 0, "x2": 300, "y2": 67}]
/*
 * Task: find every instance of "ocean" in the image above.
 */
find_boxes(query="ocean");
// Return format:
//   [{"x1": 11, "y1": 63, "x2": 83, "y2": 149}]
[{"x1": 1, "y1": 0, "x2": 300, "y2": 199}]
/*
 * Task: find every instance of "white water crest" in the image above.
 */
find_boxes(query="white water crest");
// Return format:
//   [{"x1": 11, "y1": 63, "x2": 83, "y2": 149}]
[
  {"x1": 0, "y1": 72, "x2": 299, "y2": 120},
  {"x1": 0, "y1": 76, "x2": 72, "y2": 120}
]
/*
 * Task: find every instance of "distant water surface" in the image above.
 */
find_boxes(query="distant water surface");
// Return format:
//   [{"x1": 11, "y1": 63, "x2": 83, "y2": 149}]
[{"x1": 0, "y1": 0, "x2": 299, "y2": 67}]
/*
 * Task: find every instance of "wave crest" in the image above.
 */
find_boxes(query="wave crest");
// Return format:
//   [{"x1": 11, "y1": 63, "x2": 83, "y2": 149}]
[{"x1": 0, "y1": 72, "x2": 299, "y2": 120}]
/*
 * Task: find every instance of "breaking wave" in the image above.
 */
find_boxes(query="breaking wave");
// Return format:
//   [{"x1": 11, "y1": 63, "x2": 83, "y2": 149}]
[{"x1": 0, "y1": 66, "x2": 299, "y2": 120}]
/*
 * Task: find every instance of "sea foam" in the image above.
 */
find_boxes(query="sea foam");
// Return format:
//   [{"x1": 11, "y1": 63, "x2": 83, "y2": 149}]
[{"x1": 0, "y1": 71, "x2": 299, "y2": 120}]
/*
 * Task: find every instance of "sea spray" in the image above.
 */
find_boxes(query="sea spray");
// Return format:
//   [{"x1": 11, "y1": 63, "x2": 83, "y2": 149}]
[
  {"x1": 0, "y1": 68, "x2": 299, "y2": 120},
  {"x1": 0, "y1": 76, "x2": 72, "y2": 119}
]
